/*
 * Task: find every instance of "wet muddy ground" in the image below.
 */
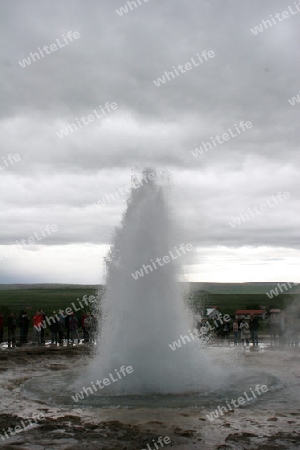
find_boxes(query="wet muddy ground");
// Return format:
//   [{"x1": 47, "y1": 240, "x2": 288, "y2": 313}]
[{"x1": 0, "y1": 345, "x2": 299, "y2": 449}]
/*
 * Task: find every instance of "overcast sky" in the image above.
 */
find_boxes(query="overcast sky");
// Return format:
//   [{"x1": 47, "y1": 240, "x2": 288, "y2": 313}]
[{"x1": 0, "y1": 0, "x2": 299, "y2": 284}]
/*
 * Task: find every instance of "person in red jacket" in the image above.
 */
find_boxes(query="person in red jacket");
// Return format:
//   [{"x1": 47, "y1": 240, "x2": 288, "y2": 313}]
[
  {"x1": 0, "y1": 314, "x2": 4, "y2": 343},
  {"x1": 32, "y1": 311, "x2": 44, "y2": 345}
]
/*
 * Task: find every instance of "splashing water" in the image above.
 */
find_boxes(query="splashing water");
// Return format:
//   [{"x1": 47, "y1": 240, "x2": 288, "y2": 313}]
[{"x1": 84, "y1": 169, "x2": 220, "y2": 395}]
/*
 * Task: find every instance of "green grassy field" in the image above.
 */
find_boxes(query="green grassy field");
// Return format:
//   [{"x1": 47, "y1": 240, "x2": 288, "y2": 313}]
[
  {"x1": 0, "y1": 283, "x2": 298, "y2": 341},
  {"x1": 0, "y1": 282, "x2": 297, "y2": 319},
  {"x1": 0, "y1": 285, "x2": 102, "y2": 317},
  {"x1": 187, "y1": 282, "x2": 298, "y2": 315},
  {"x1": 188, "y1": 281, "x2": 300, "y2": 295},
  {"x1": 191, "y1": 292, "x2": 296, "y2": 315}
]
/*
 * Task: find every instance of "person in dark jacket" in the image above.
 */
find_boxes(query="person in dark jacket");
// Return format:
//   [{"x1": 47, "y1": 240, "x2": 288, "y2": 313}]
[
  {"x1": 65, "y1": 313, "x2": 70, "y2": 345},
  {"x1": 7, "y1": 312, "x2": 17, "y2": 348},
  {"x1": 57, "y1": 318, "x2": 64, "y2": 346},
  {"x1": 249, "y1": 315, "x2": 259, "y2": 347},
  {"x1": 49, "y1": 320, "x2": 59, "y2": 345},
  {"x1": 19, "y1": 311, "x2": 30, "y2": 344},
  {"x1": 84, "y1": 312, "x2": 93, "y2": 343},
  {"x1": 0, "y1": 314, "x2": 4, "y2": 343},
  {"x1": 40, "y1": 310, "x2": 46, "y2": 345},
  {"x1": 69, "y1": 313, "x2": 79, "y2": 344},
  {"x1": 81, "y1": 313, "x2": 88, "y2": 343}
]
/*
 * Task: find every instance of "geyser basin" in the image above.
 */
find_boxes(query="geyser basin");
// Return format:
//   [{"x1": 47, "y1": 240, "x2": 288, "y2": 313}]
[{"x1": 22, "y1": 367, "x2": 282, "y2": 408}]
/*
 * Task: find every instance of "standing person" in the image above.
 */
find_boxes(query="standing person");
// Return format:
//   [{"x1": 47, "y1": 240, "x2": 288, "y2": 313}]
[
  {"x1": 0, "y1": 314, "x2": 4, "y2": 343},
  {"x1": 59, "y1": 311, "x2": 67, "y2": 345},
  {"x1": 32, "y1": 311, "x2": 43, "y2": 345},
  {"x1": 84, "y1": 312, "x2": 92, "y2": 343},
  {"x1": 240, "y1": 318, "x2": 250, "y2": 346},
  {"x1": 278, "y1": 311, "x2": 286, "y2": 346},
  {"x1": 65, "y1": 312, "x2": 70, "y2": 345},
  {"x1": 19, "y1": 310, "x2": 30, "y2": 345},
  {"x1": 40, "y1": 310, "x2": 46, "y2": 345},
  {"x1": 200, "y1": 318, "x2": 211, "y2": 340},
  {"x1": 57, "y1": 318, "x2": 64, "y2": 346},
  {"x1": 69, "y1": 313, "x2": 79, "y2": 344},
  {"x1": 222, "y1": 321, "x2": 230, "y2": 341},
  {"x1": 237, "y1": 318, "x2": 242, "y2": 342},
  {"x1": 90, "y1": 314, "x2": 97, "y2": 344},
  {"x1": 81, "y1": 312, "x2": 88, "y2": 343},
  {"x1": 7, "y1": 312, "x2": 17, "y2": 348},
  {"x1": 269, "y1": 315, "x2": 278, "y2": 346},
  {"x1": 287, "y1": 316, "x2": 297, "y2": 346},
  {"x1": 49, "y1": 320, "x2": 59, "y2": 345},
  {"x1": 58, "y1": 311, "x2": 66, "y2": 327},
  {"x1": 233, "y1": 319, "x2": 239, "y2": 345},
  {"x1": 249, "y1": 315, "x2": 259, "y2": 347}
]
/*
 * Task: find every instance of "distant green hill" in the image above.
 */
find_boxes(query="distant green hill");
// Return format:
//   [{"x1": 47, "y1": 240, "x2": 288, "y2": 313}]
[
  {"x1": 187, "y1": 282, "x2": 298, "y2": 315},
  {"x1": 0, "y1": 285, "x2": 103, "y2": 317},
  {"x1": 188, "y1": 282, "x2": 299, "y2": 295},
  {"x1": 0, "y1": 283, "x2": 297, "y2": 318}
]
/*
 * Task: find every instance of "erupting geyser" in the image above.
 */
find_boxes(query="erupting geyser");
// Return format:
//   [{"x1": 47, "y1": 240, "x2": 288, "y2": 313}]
[{"x1": 85, "y1": 168, "x2": 217, "y2": 395}]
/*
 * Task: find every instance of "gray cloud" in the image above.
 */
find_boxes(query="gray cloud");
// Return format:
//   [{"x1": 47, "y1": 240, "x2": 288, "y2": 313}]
[{"x1": 0, "y1": 0, "x2": 299, "y2": 282}]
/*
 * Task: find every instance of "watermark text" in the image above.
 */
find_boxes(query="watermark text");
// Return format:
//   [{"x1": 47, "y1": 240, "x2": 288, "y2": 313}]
[
  {"x1": 206, "y1": 385, "x2": 268, "y2": 421},
  {"x1": 229, "y1": 192, "x2": 290, "y2": 228},
  {"x1": 18, "y1": 32, "x2": 80, "y2": 68},
  {"x1": 131, "y1": 244, "x2": 193, "y2": 280},
  {"x1": 71, "y1": 365, "x2": 134, "y2": 402},
  {"x1": 191, "y1": 121, "x2": 253, "y2": 158},
  {"x1": 153, "y1": 50, "x2": 215, "y2": 87},
  {"x1": 250, "y1": 3, "x2": 300, "y2": 35},
  {"x1": 56, "y1": 102, "x2": 118, "y2": 138}
]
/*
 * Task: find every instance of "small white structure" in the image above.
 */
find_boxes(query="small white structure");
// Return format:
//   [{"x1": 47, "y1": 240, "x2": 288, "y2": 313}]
[{"x1": 206, "y1": 307, "x2": 221, "y2": 319}]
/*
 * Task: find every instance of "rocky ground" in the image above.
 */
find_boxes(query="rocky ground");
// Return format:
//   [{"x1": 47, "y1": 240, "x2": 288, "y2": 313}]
[{"x1": 0, "y1": 345, "x2": 299, "y2": 450}]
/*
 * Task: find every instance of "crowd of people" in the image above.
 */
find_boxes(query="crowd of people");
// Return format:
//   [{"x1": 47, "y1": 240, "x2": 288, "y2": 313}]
[
  {"x1": 232, "y1": 315, "x2": 259, "y2": 346},
  {"x1": 196, "y1": 314, "x2": 259, "y2": 346},
  {"x1": 197, "y1": 311, "x2": 299, "y2": 348},
  {"x1": 268, "y1": 311, "x2": 300, "y2": 347},
  {"x1": 0, "y1": 309, "x2": 98, "y2": 348},
  {"x1": 1, "y1": 307, "x2": 299, "y2": 349}
]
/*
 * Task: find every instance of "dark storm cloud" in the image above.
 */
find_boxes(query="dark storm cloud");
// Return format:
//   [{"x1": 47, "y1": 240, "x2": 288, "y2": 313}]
[{"x1": 2, "y1": 0, "x2": 298, "y2": 123}]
